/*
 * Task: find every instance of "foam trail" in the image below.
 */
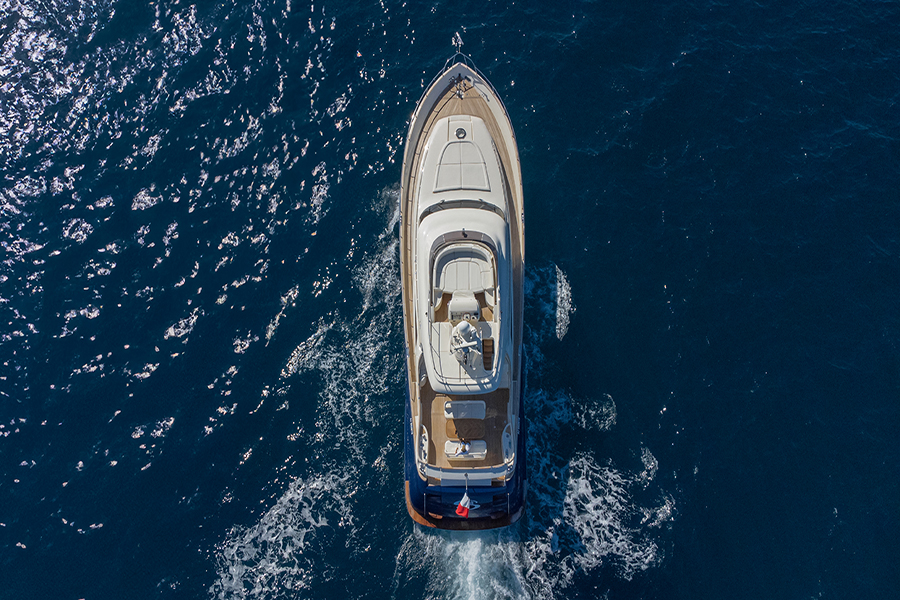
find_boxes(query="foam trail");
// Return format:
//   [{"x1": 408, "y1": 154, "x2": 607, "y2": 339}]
[
  {"x1": 563, "y1": 455, "x2": 660, "y2": 578},
  {"x1": 212, "y1": 186, "x2": 402, "y2": 598},
  {"x1": 210, "y1": 473, "x2": 352, "y2": 599},
  {"x1": 554, "y1": 264, "x2": 574, "y2": 341},
  {"x1": 271, "y1": 184, "x2": 401, "y2": 458},
  {"x1": 523, "y1": 263, "x2": 575, "y2": 345},
  {"x1": 393, "y1": 528, "x2": 532, "y2": 600}
]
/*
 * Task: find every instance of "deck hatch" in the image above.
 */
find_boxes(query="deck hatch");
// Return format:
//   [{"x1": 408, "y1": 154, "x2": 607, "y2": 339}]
[{"x1": 434, "y1": 141, "x2": 491, "y2": 192}]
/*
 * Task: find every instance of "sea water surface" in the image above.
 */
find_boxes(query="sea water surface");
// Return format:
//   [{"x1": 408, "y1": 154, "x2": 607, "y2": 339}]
[{"x1": 1, "y1": 0, "x2": 898, "y2": 598}]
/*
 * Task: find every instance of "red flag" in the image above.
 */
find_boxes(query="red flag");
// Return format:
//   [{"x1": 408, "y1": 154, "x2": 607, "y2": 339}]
[{"x1": 456, "y1": 492, "x2": 471, "y2": 518}]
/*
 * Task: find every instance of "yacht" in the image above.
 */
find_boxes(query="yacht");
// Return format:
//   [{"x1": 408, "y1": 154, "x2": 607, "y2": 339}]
[{"x1": 400, "y1": 54, "x2": 525, "y2": 529}]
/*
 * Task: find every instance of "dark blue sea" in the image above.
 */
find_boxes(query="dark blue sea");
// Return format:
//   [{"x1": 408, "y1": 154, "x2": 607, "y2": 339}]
[{"x1": 1, "y1": 0, "x2": 898, "y2": 598}]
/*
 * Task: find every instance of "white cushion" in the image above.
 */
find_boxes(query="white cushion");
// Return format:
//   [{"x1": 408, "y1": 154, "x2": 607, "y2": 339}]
[{"x1": 443, "y1": 400, "x2": 486, "y2": 419}]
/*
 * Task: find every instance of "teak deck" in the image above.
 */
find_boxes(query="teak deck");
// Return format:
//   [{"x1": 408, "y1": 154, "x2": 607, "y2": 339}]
[{"x1": 421, "y1": 382, "x2": 509, "y2": 468}]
